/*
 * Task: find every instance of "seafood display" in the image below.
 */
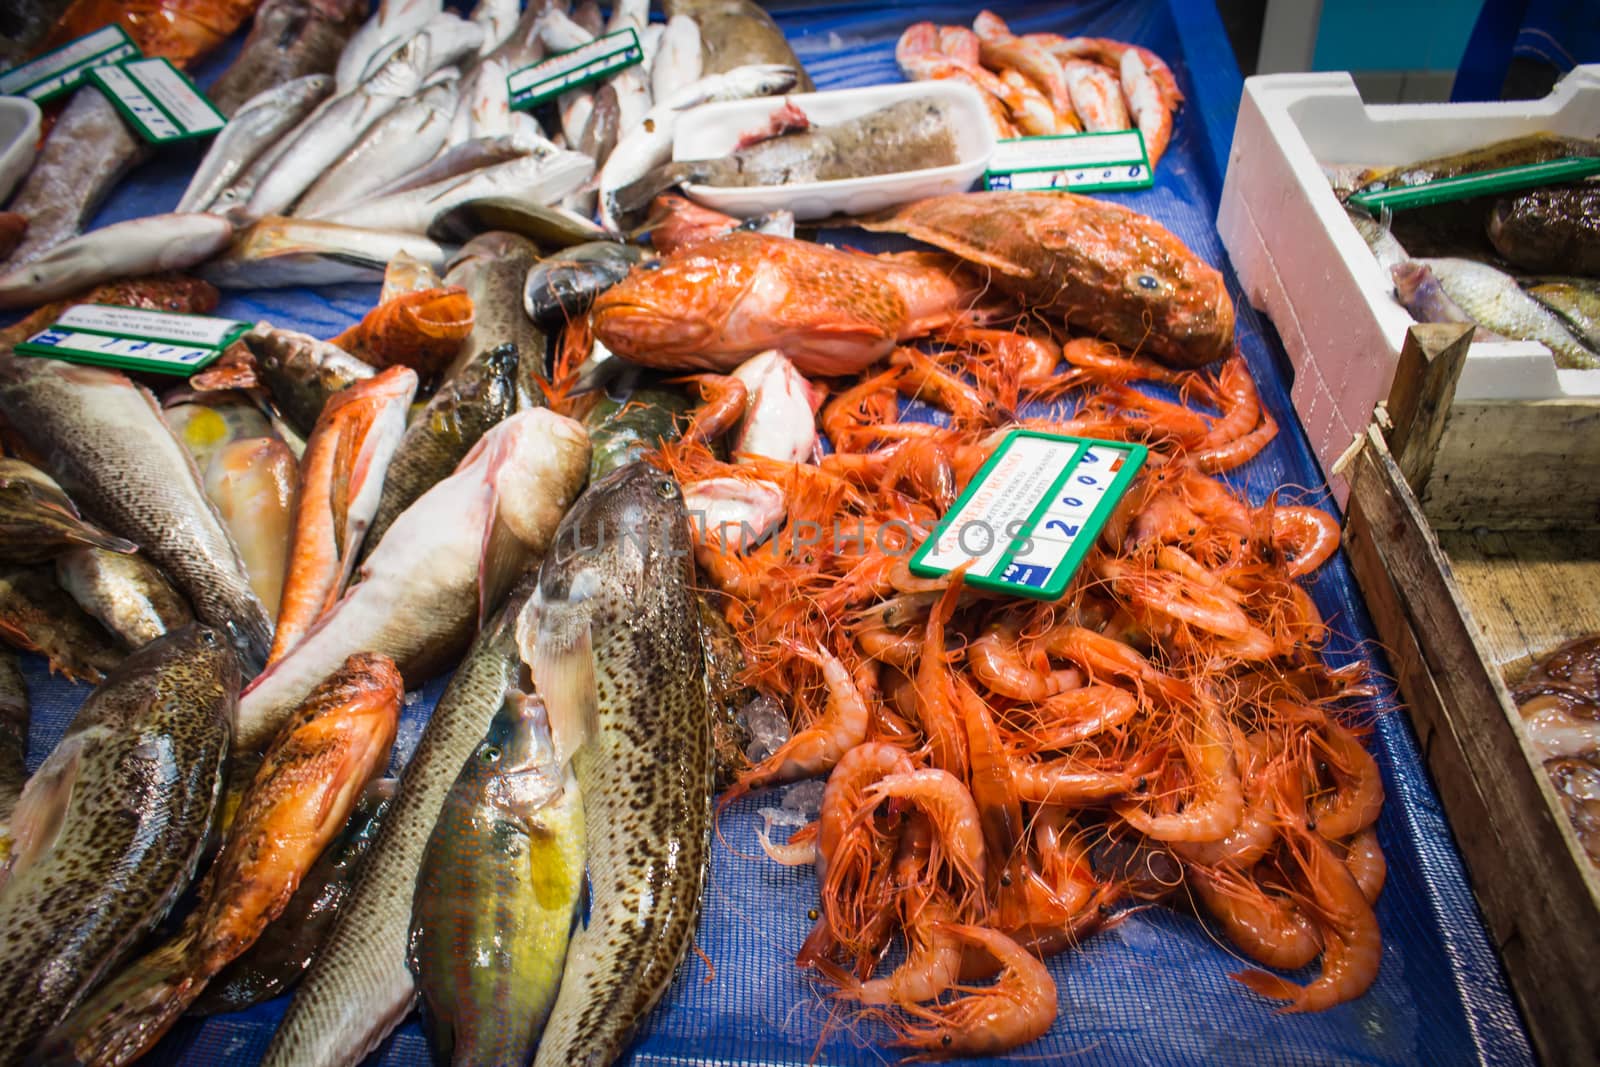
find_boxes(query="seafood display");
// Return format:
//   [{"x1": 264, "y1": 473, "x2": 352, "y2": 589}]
[
  {"x1": 0, "y1": 1, "x2": 1523, "y2": 1065},
  {"x1": 1514, "y1": 636, "x2": 1600, "y2": 866}
]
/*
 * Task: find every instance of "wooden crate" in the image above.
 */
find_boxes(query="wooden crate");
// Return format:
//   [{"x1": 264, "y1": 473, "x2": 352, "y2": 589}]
[{"x1": 1339, "y1": 324, "x2": 1600, "y2": 1064}]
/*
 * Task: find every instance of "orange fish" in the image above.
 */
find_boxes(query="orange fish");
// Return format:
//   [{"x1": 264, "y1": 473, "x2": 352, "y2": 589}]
[
  {"x1": 590, "y1": 231, "x2": 973, "y2": 376},
  {"x1": 34, "y1": 652, "x2": 401, "y2": 1067},
  {"x1": 331, "y1": 286, "x2": 475, "y2": 377},
  {"x1": 41, "y1": 0, "x2": 263, "y2": 68},
  {"x1": 269, "y1": 365, "x2": 416, "y2": 663}
]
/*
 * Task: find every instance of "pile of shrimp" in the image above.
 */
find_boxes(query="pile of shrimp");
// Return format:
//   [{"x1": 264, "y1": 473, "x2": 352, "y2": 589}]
[
  {"x1": 651, "y1": 323, "x2": 1387, "y2": 1057},
  {"x1": 896, "y1": 11, "x2": 1184, "y2": 165}
]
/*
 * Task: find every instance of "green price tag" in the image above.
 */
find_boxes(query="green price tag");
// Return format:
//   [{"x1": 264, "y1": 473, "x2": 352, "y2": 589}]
[
  {"x1": 984, "y1": 130, "x2": 1153, "y2": 193},
  {"x1": 507, "y1": 28, "x2": 642, "y2": 111},
  {"x1": 1347, "y1": 155, "x2": 1600, "y2": 214},
  {"x1": 15, "y1": 304, "x2": 250, "y2": 377},
  {"x1": 87, "y1": 57, "x2": 225, "y2": 144},
  {"x1": 0, "y1": 25, "x2": 140, "y2": 103},
  {"x1": 909, "y1": 431, "x2": 1146, "y2": 600}
]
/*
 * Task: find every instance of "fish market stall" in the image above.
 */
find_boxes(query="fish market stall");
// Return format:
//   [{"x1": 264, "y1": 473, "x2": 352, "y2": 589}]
[{"x1": 0, "y1": 1, "x2": 1542, "y2": 1066}]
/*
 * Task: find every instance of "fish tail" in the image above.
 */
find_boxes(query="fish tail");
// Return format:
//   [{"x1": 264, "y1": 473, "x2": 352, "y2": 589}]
[
  {"x1": 64, "y1": 521, "x2": 139, "y2": 556},
  {"x1": 30, "y1": 937, "x2": 201, "y2": 1067}
]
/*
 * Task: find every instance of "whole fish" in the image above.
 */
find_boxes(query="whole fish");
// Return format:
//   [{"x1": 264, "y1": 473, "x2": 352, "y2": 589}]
[
  {"x1": 652, "y1": 14, "x2": 703, "y2": 103},
  {"x1": 591, "y1": 231, "x2": 970, "y2": 375},
  {"x1": 0, "y1": 90, "x2": 144, "y2": 272},
  {"x1": 258, "y1": 581, "x2": 541, "y2": 1067},
  {"x1": 223, "y1": 324, "x2": 377, "y2": 436},
  {"x1": 194, "y1": 777, "x2": 399, "y2": 1016},
  {"x1": 1355, "y1": 133, "x2": 1599, "y2": 193},
  {"x1": 337, "y1": 0, "x2": 443, "y2": 93},
  {"x1": 441, "y1": 232, "x2": 543, "y2": 386},
  {"x1": 204, "y1": 438, "x2": 299, "y2": 620},
  {"x1": 529, "y1": 461, "x2": 712, "y2": 1067},
  {"x1": 39, "y1": 0, "x2": 263, "y2": 66},
  {"x1": 209, "y1": 98, "x2": 333, "y2": 222},
  {"x1": 1488, "y1": 184, "x2": 1600, "y2": 276},
  {"x1": 206, "y1": 0, "x2": 364, "y2": 116},
  {"x1": 249, "y1": 22, "x2": 483, "y2": 220},
  {"x1": 577, "y1": 83, "x2": 621, "y2": 172},
  {"x1": 603, "y1": 0, "x2": 653, "y2": 134},
  {"x1": 617, "y1": 97, "x2": 960, "y2": 216},
  {"x1": 430, "y1": 198, "x2": 608, "y2": 249},
  {"x1": 177, "y1": 75, "x2": 335, "y2": 214},
  {"x1": 1391, "y1": 260, "x2": 1495, "y2": 333},
  {"x1": 862, "y1": 191, "x2": 1236, "y2": 369},
  {"x1": 295, "y1": 75, "x2": 462, "y2": 219},
  {"x1": 1420, "y1": 256, "x2": 1599, "y2": 369},
  {"x1": 664, "y1": 0, "x2": 813, "y2": 90},
  {"x1": 199, "y1": 217, "x2": 452, "y2": 289},
  {"x1": 363, "y1": 344, "x2": 519, "y2": 559},
  {"x1": 347, "y1": 134, "x2": 536, "y2": 206},
  {"x1": 319, "y1": 150, "x2": 596, "y2": 233},
  {"x1": 523, "y1": 241, "x2": 646, "y2": 328},
  {"x1": 469, "y1": 0, "x2": 519, "y2": 55},
  {"x1": 483, "y1": 0, "x2": 544, "y2": 69},
  {"x1": 0, "y1": 649, "x2": 28, "y2": 853},
  {"x1": 0, "y1": 358, "x2": 274, "y2": 667},
  {"x1": 1528, "y1": 282, "x2": 1600, "y2": 351},
  {"x1": 0, "y1": 565, "x2": 123, "y2": 683},
  {"x1": 1346, "y1": 207, "x2": 1410, "y2": 273},
  {"x1": 583, "y1": 387, "x2": 689, "y2": 480},
  {"x1": 271, "y1": 366, "x2": 418, "y2": 663},
  {"x1": 55, "y1": 547, "x2": 194, "y2": 650},
  {"x1": 0, "y1": 625, "x2": 235, "y2": 1067},
  {"x1": 163, "y1": 392, "x2": 277, "y2": 474},
  {"x1": 235, "y1": 408, "x2": 590, "y2": 755},
  {"x1": 34, "y1": 653, "x2": 400, "y2": 1067},
  {"x1": 0, "y1": 457, "x2": 136, "y2": 563},
  {"x1": 0, "y1": 214, "x2": 234, "y2": 309},
  {"x1": 447, "y1": 58, "x2": 512, "y2": 146},
  {"x1": 597, "y1": 64, "x2": 800, "y2": 231},
  {"x1": 409, "y1": 690, "x2": 585, "y2": 1067}
]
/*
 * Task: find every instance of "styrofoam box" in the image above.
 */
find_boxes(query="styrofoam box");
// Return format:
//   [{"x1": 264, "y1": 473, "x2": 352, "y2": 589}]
[
  {"x1": 1217, "y1": 65, "x2": 1600, "y2": 502},
  {"x1": 673, "y1": 80, "x2": 995, "y2": 221},
  {"x1": 0, "y1": 96, "x2": 40, "y2": 206}
]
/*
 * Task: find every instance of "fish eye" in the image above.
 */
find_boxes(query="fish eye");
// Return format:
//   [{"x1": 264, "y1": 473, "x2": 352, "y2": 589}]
[
  {"x1": 1135, "y1": 274, "x2": 1162, "y2": 291},
  {"x1": 655, "y1": 478, "x2": 679, "y2": 499},
  {"x1": 480, "y1": 746, "x2": 502, "y2": 763}
]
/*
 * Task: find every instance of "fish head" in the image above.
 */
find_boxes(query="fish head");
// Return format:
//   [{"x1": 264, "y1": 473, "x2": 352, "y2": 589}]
[
  {"x1": 590, "y1": 241, "x2": 757, "y2": 358},
  {"x1": 133, "y1": 623, "x2": 243, "y2": 722},
  {"x1": 546, "y1": 460, "x2": 692, "y2": 588},
  {"x1": 473, "y1": 689, "x2": 564, "y2": 820}
]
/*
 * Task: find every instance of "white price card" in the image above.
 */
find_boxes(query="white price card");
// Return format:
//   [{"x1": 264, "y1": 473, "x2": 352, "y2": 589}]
[
  {"x1": 0, "y1": 25, "x2": 140, "y2": 103},
  {"x1": 507, "y1": 29, "x2": 642, "y2": 111},
  {"x1": 909, "y1": 431, "x2": 1146, "y2": 600},
  {"x1": 15, "y1": 304, "x2": 249, "y2": 377},
  {"x1": 87, "y1": 58, "x2": 225, "y2": 144},
  {"x1": 985, "y1": 129, "x2": 1153, "y2": 194}
]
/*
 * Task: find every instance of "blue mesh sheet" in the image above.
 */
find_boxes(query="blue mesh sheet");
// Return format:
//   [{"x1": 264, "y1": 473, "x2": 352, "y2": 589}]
[{"x1": 9, "y1": 1, "x2": 1536, "y2": 1064}]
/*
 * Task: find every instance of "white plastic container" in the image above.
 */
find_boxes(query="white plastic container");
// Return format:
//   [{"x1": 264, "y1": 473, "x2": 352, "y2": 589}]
[
  {"x1": 1216, "y1": 65, "x2": 1600, "y2": 501},
  {"x1": 0, "y1": 96, "x2": 41, "y2": 206},
  {"x1": 673, "y1": 81, "x2": 995, "y2": 221}
]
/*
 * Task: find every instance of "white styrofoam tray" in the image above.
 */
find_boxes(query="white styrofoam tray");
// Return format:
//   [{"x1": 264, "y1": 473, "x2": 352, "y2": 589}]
[
  {"x1": 673, "y1": 81, "x2": 995, "y2": 221},
  {"x1": 1216, "y1": 65, "x2": 1600, "y2": 501},
  {"x1": 0, "y1": 96, "x2": 40, "y2": 206}
]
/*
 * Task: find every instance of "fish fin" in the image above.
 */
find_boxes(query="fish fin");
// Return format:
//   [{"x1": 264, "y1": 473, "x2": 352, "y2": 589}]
[
  {"x1": 2, "y1": 734, "x2": 85, "y2": 886},
  {"x1": 33, "y1": 934, "x2": 198, "y2": 1067},
  {"x1": 528, "y1": 583, "x2": 599, "y2": 769},
  {"x1": 478, "y1": 512, "x2": 527, "y2": 631}
]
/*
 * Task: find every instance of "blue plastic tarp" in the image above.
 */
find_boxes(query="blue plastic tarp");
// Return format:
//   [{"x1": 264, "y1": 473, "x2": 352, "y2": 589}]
[{"x1": 10, "y1": 1, "x2": 1536, "y2": 1064}]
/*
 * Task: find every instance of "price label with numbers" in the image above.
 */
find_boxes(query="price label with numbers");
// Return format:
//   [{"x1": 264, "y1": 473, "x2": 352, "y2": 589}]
[
  {"x1": 984, "y1": 129, "x2": 1152, "y2": 194},
  {"x1": 15, "y1": 304, "x2": 250, "y2": 376},
  {"x1": 909, "y1": 431, "x2": 1146, "y2": 600},
  {"x1": 87, "y1": 58, "x2": 226, "y2": 143},
  {"x1": 507, "y1": 28, "x2": 642, "y2": 111},
  {"x1": 0, "y1": 25, "x2": 140, "y2": 103}
]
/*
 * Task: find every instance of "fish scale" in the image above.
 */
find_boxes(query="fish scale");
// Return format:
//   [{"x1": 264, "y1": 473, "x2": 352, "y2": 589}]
[
  {"x1": 0, "y1": 627, "x2": 235, "y2": 1067},
  {"x1": 531, "y1": 462, "x2": 712, "y2": 1067}
]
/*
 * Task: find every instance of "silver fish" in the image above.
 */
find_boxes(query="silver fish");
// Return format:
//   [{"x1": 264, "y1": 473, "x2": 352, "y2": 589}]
[
  {"x1": 337, "y1": 0, "x2": 442, "y2": 93},
  {"x1": 319, "y1": 149, "x2": 595, "y2": 233},
  {"x1": 0, "y1": 89, "x2": 144, "y2": 271},
  {"x1": 351, "y1": 134, "x2": 536, "y2": 206},
  {"x1": 0, "y1": 356, "x2": 273, "y2": 668},
  {"x1": 55, "y1": 546, "x2": 194, "y2": 650},
  {"x1": 257, "y1": 578, "x2": 544, "y2": 1067},
  {"x1": 199, "y1": 217, "x2": 452, "y2": 289},
  {"x1": 1420, "y1": 256, "x2": 1600, "y2": 369},
  {"x1": 295, "y1": 74, "x2": 461, "y2": 219},
  {"x1": 598, "y1": 64, "x2": 798, "y2": 231},
  {"x1": 210, "y1": 95, "x2": 337, "y2": 222},
  {"x1": 483, "y1": 0, "x2": 545, "y2": 69},
  {"x1": 0, "y1": 625, "x2": 234, "y2": 1067},
  {"x1": 0, "y1": 214, "x2": 234, "y2": 309},
  {"x1": 536, "y1": 8, "x2": 593, "y2": 52},
  {"x1": 652, "y1": 14, "x2": 703, "y2": 103},
  {"x1": 468, "y1": 0, "x2": 519, "y2": 55},
  {"x1": 529, "y1": 461, "x2": 712, "y2": 1067},
  {"x1": 178, "y1": 75, "x2": 335, "y2": 214},
  {"x1": 447, "y1": 58, "x2": 512, "y2": 146},
  {"x1": 233, "y1": 408, "x2": 590, "y2": 756}
]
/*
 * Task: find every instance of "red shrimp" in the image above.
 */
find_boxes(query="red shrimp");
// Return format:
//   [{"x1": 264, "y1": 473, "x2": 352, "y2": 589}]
[
  {"x1": 888, "y1": 923, "x2": 1058, "y2": 1057},
  {"x1": 730, "y1": 639, "x2": 869, "y2": 798},
  {"x1": 910, "y1": 576, "x2": 971, "y2": 778},
  {"x1": 1270, "y1": 505, "x2": 1341, "y2": 579},
  {"x1": 674, "y1": 374, "x2": 749, "y2": 444},
  {"x1": 1118, "y1": 702, "x2": 1244, "y2": 842},
  {"x1": 1193, "y1": 867, "x2": 1322, "y2": 971},
  {"x1": 1309, "y1": 722, "x2": 1384, "y2": 840}
]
